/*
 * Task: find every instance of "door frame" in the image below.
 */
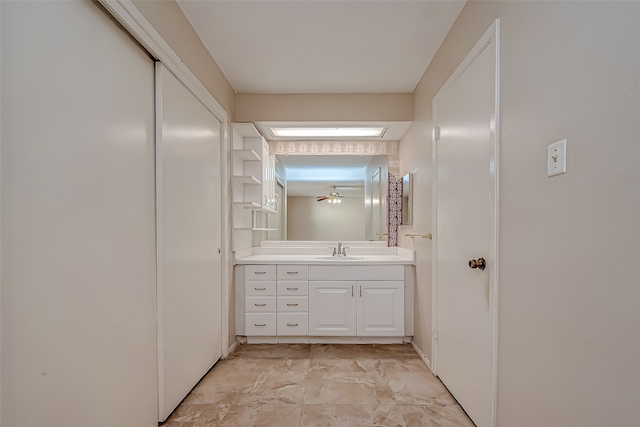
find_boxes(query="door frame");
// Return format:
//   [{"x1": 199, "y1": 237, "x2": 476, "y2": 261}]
[
  {"x1": 431, "y1": 19, "x2": 500, "y2": 426},
  {"x1": 97, "y1": 0, "x2": 231, "y2": 356}
]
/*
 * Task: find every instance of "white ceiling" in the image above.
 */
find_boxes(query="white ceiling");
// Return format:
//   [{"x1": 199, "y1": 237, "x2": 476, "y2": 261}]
[{"x1": 177, "y1": 0, "x2": 466, "y2": 94}]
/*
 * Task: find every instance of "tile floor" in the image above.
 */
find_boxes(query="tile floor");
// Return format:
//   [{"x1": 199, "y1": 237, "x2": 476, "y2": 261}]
[{"x1": 162, "y1": 344, "x2": 475, "y2": 427}]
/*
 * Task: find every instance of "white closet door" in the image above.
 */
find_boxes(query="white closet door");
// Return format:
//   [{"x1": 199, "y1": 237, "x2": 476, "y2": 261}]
[
  {"x1": 1, "y1": 1, "x2": 157, "y2": 426},
  {"x1": 156, "y1": 64, "x2": 223, "y2": 421}
]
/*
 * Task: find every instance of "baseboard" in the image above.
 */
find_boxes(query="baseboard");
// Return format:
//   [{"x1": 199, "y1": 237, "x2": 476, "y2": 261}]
[
  {"x1": 225, "y1": 339, "x2": 240, "y2": 357},
  {"x1": 240, "y1": 336, "x2": 409, "y2": 344},
  {"x1": 410, "y1": 340, "x2": 433, "y2": 373}
]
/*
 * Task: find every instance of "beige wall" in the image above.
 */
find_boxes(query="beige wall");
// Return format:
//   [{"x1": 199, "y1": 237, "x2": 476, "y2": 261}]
[
  {"x1": 287, "y1": 197, "x2": 365, "y2": 241},
  {"x1": 400, "y1": 1, "x2": 640, "y2": 426},
  {"x1": 132, "y1": 0, "x2": 235, "y2": 118},
  {"x1": 236, "y1": 93, "x2": 412, "y2": 122}
]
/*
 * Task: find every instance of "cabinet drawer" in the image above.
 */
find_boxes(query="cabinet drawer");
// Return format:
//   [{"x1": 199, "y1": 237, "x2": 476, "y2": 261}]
[
  {"x1": 277, "y1": 313, "x2": 308, "y2": 336},
  {"x1": 277, "y1": 281, "x2": 308, "y2": 296},
  {"x1": 246, "y1": 265, "x2": 276, "y2": 281},
  {"x1": 245, "y1": 313, "x2": 276, "y2": 336},
  {"x1": 277, "y1": 264, "x2": 308, "y2": 280},
  {"x1": 277, "y1": 296, "x2": 308, "y2": 312},
  {"x1": 246, "y1": 296, "x2": 276, "y2": 312},
  {"x1": 245, "y1": 281, "x2": 276, "y2": 296}
]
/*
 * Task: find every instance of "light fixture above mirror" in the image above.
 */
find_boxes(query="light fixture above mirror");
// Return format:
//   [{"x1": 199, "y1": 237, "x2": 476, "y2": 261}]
[
  {"x1": 253, "y1": 121, "x2": 411, "y2": 141},
  {"x1": 268, "y1": 126, "x2": 387, "y2": 139}
]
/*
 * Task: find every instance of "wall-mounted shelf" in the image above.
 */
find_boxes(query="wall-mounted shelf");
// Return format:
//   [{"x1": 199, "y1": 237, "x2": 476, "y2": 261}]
[
  {"x1": 233, "y1": 201, "x2": 277, "y2": 214},
  {"x1": 233, "y1": 201, "x2": 261, "y2": 210},
  {"x1": 232, "y1": 122, "x2": 278, "y2": 251},
  {"x1": 235, "y1": 227, "x2": 278, "y2": 231},
  {"x1": 232, "y1": 175, "x2": 261, "y2": 185},
  {"x1": 233, "y1": 149, "x2": 261, "y2": 161}
]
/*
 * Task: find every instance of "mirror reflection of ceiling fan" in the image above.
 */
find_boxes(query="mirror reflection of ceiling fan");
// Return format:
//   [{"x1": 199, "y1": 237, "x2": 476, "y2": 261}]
[{"x1": 316, "y1": 186, "x2": 356, "y2": 203}]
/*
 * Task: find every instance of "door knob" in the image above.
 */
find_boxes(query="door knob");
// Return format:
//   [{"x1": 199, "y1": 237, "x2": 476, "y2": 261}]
[{"x1": 469, "y1": 258, "x2": 486, "y2": 270}]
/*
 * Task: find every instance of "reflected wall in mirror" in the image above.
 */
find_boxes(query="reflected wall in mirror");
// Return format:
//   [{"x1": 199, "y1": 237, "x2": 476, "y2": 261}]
[
  {"x1": 402, "y1": 173, "x2": 413, "y2": 225},
  {"x1": 271, "y1": 155, "x2": 389, "y2": 242}
]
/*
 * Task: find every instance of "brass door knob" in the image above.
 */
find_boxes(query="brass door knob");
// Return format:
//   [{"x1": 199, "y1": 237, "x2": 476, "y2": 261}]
[{"x1": 469, "y1": 258, "x2": 486, "y2": 270}]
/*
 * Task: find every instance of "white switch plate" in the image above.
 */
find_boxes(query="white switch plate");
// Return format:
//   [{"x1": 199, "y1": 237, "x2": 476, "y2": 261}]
[{"x1": 548, "y1": 139, "x2": 567, "y2": 177}]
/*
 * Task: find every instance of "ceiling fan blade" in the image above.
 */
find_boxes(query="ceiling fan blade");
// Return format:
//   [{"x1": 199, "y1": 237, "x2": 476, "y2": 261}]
[
  {"x1": 338, "y1": 195, "x2": 356, "y2": 199},
  {"x1": 316, "y1": 196, "x2": 329, "y2": 201}
]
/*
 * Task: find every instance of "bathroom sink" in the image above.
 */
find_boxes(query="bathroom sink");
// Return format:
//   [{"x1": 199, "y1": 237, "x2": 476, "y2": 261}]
[{"x1": 315, "y1": 256, "x2": 365, "y2": 261}]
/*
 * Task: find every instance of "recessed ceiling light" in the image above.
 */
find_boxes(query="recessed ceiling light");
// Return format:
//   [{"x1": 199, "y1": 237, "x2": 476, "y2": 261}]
[{"x1": 268, "y1": 126, "x2": 386, "y2": 138}]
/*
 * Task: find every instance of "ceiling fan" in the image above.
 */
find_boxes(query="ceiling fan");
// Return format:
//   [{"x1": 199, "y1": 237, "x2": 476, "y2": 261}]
[{"x1": 316, "y1": 187, "x2": 355, "y2": 203}]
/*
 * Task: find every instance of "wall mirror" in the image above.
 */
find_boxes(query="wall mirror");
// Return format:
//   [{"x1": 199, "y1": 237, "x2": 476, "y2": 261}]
[
  {"x1": 266, "y1": 154, "x2": 389, "y2": 243},
  {"x1": 401, "y1": 173, "x2": 413, "y2": 225}
]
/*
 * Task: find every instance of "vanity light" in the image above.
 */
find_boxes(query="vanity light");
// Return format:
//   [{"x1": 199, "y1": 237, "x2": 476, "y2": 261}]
[{"x1": 268, "y1": 126, "x2": 386, "y2": 138}]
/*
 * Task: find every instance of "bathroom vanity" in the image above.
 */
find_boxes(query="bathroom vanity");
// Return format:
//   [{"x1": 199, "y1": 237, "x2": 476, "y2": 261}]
[{"x1": 235, "y1": 242, "x2": 415, "y2": 343}]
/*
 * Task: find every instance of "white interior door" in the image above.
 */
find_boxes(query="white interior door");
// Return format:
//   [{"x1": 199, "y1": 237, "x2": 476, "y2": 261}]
[
  {"x1": 433, "y1": 22, "x2": 499, "y2": 427},
  {"x1": 1, "y1": 1, "x2": 158, "y2": 426},
  {"x1": 156, "y1": 64, "x2": 222, "y2": 421}
]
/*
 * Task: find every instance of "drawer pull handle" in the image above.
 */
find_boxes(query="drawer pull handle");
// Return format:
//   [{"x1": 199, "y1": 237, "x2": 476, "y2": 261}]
[
  {"x1": 254, "y1": 271, "x2": 267, "y2": 275},
  {"x1": 254, "y1": 287, "x2": 266, "y2": 291},
  {"x1": 287, "y1": 323, "x2": 299, "y2": 327},
  {"x1": 255, "y1": 303, "x2": 266, "y2": 306},
  {"x1": 287, "y1": 303, "x2": 298, "y2": 306},
  {"x1": 286, "y1": 271, "x2": 299, "y2": 274},
  {"x1": 286, "y1": 287, "x2": 299, "y2": 291},
  {"x1": 255, "y1": 323, "x2": 266, "y2": 327}
]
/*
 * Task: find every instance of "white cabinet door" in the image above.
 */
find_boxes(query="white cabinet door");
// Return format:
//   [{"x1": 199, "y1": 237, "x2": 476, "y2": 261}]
[
  {"x1": 357, "y1": 281, "x2": 405, "y2": 337},
  {"x1": 309, "y1": 281, "x2": 356, "y2": 336}
]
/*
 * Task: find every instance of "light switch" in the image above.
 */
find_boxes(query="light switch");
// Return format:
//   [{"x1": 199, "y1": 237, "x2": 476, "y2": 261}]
[{"x1": 548, "y1": 139, "x2": 567, "y2": 177}]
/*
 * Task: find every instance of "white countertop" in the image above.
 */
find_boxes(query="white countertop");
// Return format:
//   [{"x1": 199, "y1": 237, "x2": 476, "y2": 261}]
[
  {"x1": 234, "y1": 243, "x2": 414, "y2": 265},
  {"x1": 235, "y1": 254, "x2": 413, "y2": 265}
]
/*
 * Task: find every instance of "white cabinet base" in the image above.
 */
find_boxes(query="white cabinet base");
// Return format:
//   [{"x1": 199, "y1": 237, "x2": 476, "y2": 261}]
[{"x1": 238, "y1": 264, "x2": 411, "y2": 340}]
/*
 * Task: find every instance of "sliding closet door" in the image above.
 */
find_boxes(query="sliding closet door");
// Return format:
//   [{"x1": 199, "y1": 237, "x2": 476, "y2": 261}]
[
  {"x1": 156, "y1": 64, "x2": 223, "y2": 421},
  {"x1": 1, "y1": 1, "x2": 157, "y2": 426}
]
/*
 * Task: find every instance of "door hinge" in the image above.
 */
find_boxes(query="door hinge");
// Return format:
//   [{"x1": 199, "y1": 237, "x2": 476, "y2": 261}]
[
  {"x1": 433, "y1": 126, "x2": 440, "y2": 141},
  {"x1": 434, "y1": 326, "x2": 438, "y2": 341}
]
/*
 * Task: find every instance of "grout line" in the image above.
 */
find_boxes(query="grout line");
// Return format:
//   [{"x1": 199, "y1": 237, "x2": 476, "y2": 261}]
[{"x1": 299, "y1": 352, "x2": 311, "y2": 427}]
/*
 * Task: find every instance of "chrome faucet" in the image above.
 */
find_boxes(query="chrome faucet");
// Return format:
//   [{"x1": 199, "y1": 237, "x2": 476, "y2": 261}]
[{"x1": 331, "y1": 241, "x2": 348, "y2": 256}]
